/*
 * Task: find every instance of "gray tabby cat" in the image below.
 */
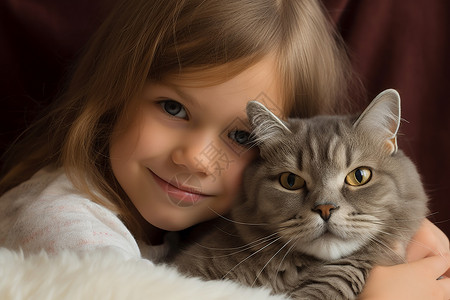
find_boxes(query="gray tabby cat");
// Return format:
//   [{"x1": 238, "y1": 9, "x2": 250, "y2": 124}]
[{"x1": 170, "y1": 89, "x2": 428, "y2": 299}]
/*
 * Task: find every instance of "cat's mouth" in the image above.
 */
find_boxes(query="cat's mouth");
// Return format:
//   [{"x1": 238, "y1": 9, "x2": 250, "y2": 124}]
[
  {"x1": 299, "y1": 227, "x2": 363, "y2": 260},
  {"x1": 315, "y1": 228, "x2": 339, "y2": 241},
  {"x1": 314, "y1": 223, "x2": 347, "y2": 241},
  {"x1": 321, "y1": 230, "x2": 333, "y2": 237}
]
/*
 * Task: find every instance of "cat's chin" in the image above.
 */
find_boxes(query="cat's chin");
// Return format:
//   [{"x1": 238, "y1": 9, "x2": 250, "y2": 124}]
[{"x1": 299, "y1": 235, "x2": 363, "y2": 261}]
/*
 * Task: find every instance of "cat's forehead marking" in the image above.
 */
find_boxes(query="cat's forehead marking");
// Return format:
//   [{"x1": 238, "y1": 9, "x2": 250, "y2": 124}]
[
  {"x1": 300, "y1": 120, "x2": 353, "y2": 172},
  {"x1": 325, "y1": 134, "x2": 349, "y2": 167},
  {"x1": 309, "y1": 135, "x2": 320, "y2": 163}
]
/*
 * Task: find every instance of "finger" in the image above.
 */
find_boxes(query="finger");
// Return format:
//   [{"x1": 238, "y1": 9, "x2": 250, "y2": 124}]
[{"x1": 411, "y1": 253, "x2": 450, "y2": 278}]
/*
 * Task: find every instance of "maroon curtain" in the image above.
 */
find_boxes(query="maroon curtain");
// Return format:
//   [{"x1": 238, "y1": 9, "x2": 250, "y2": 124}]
[
  {"x1": 0, "y1": 0, "x2": 114, "y2": 154},
  {"x1": 1, "y1": 0, "x2": 449, "y2": 234}
]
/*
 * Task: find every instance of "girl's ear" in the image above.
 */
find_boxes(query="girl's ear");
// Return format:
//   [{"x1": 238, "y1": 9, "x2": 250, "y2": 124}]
[
  {"x1": 246, "y1": 101, "x2": 291, "y2": 147},
  {"x1": 353, "y1": 89, "x2": 401, "y2": 154}
]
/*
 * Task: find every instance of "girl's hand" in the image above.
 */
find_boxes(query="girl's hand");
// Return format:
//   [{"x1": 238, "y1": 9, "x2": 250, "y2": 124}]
[
  {"x1": 359, "y1": 254, "x2": 450, "y2": 300},
  {"x1": 359, "y1": 219, "x2": 450, "y2": 300},
  {"x1": 406, "y1": 218, "x2": 450, "y2": 262}
]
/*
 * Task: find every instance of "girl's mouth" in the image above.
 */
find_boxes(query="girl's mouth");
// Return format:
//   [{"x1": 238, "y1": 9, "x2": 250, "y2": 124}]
[{"x1": 148, "y1": 169, "x2": 209, "y2": 207}]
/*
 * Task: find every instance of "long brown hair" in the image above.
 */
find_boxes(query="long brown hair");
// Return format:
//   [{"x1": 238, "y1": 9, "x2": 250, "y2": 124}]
[{"x1": 0, "y1": 0, "x2": 358, "y2": 239}]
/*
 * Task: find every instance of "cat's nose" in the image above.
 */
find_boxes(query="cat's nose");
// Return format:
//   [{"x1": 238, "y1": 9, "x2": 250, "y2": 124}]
[{"x1": 312, "y1": 204, "x2": 339, "y2": 221}]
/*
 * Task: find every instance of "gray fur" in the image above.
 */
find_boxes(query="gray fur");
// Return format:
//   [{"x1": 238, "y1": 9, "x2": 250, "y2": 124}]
[{"x1": 169, "y1": 89, "x2": 428, "y2": 299}]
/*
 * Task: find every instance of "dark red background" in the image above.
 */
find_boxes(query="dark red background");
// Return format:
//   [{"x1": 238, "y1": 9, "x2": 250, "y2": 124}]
[{"x1": 1, "y1": 0, "x2": 449, "y2": 234}]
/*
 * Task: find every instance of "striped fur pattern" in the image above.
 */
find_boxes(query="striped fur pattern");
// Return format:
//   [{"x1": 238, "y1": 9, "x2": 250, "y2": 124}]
[{"x1": 170, "y1": 90, "x2": 428, "y2": 299}]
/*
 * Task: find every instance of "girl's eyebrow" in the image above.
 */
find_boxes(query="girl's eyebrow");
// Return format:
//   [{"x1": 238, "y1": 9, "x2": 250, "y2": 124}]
[{"x1": 160, "y1": 82, "x2": 197, "y2": 106}]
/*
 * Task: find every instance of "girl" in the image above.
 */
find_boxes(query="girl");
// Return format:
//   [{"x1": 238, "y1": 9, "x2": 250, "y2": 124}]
[{"x1": 0, "y1": 0, "x2": 449, "y2": 298}]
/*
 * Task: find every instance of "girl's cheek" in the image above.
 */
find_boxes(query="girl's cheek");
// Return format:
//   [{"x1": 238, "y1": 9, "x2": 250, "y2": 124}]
[{"x1": 226, "y1": 149, "x2": 258, "y2": 188}]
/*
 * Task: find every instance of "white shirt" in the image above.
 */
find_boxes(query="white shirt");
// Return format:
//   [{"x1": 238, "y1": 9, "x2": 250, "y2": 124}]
[{"x1": 0, "y1": 167, "x2": 163, "y2": 261}]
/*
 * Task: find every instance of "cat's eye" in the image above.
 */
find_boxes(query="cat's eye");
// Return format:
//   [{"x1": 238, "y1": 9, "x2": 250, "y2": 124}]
[
  {"x1": 228, "y1": 130, "x2": 251, "y2": 146},
  {"x1": 345, "y1": 167, "x2": 372, "y2": 186},
  {"x1": 279, "y1": 172, "x2": 305, "y2": 190},
  {"x1": 160, "y1": 100, "x2": 188, "y2": 119}
]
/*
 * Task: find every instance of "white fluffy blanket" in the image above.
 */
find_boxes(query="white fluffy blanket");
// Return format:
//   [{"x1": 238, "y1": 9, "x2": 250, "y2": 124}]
[{"x1": 0, "y1": 248, "x2": 288, "y2": 300}]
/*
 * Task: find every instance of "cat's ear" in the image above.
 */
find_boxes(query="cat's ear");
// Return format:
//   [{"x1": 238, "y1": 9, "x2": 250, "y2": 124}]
[
  {"x1": 353, "y1": 89, "x2": 401, "y2": 154},
  {"x1": 246, "y1": 101, "x2": 291, "y2": 146}
]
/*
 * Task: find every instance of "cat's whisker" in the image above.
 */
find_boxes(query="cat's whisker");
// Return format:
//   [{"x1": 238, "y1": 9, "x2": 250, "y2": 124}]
[
  {"x1": 274, "y1": 233, "x2": 303, "y2": 279},
  {"x1": 376, "y1": 211, "x2": 447, "y2": 225},
  {"x1": 373, "y1": 243, "x2": 403, "y2": 264},
  {"x1": 387, "y1": 216, "x2": 432, "y2": 222},
  {"x1": 208, "y1": 207, "x2": 269, "y2": 226},
  {"x1": 366, "y1": 228, "x2": 409, "y2": 263},
  {"x1": 222, "y1": 236, "x2": 284, "y2": 280},
  {"x1": 408, "y1": 240, "x2": 437, "y2": 255},
  {"x1": 431, "y1": 218, "x2": 450, "y2": 226},
  {"x1": 424, "y1": 211, "x2": 450, "y2": 226},
  {"x1": 425, "y1": 211, "x2": 439, "y2": 218},
  {"x1": 354, "y1": 210, "x2": 432, "y2": 224},
  {"x1": 372, "y1": 226, "x2": 432, "y2": 257},
  {"x1": 251, "y1": 238, "x2": 293, "y2": 287},
  {"x1": 348, "y1": 218, "x2": 420, "y2": 238},
  {"x1": 367, "y1": 234, "x2": 406, "y2": 264},
  {"x1": 212, "y1": 227, "x2": 296, "y2": 259},
  {"x1": 191, "y1": 232, "x2": 280, "y2": 252},
  {"x1": 178, "y1": 237, "x2": 279, "y2": 259},
  {"x1": 180, "y1": 225, "x2": 296, "y2": 260},
  {"x1": 402, "y1": 237, "x2": 447, "y2": 257},
  {"x1": 367, "y1": 215, "x2": 446, "y2": 259},
  {"x1": 178, "y1": 232, "x2": 284, "y2": 259}
]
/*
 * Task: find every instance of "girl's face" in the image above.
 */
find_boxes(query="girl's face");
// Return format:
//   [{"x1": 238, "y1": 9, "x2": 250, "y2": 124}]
[{"x1": 110, "y1": 56, "x2": 284, "y2": 231}]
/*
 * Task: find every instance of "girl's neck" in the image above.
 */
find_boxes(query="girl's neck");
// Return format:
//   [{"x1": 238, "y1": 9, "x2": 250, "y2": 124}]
[
  {"x1": 146, "y1": 224, "x2": 167, "y2": 245},
  {"x1": 136, "y1": 214, "x2": 167, "y2": 245}
]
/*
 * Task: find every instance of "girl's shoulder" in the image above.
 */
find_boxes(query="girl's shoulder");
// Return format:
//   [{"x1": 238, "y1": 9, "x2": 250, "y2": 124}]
[
  {"x1": 2, "y1": 167, "x2": 67, "y2": 198},
  {"x1": 0, "y1": 167, "x2": 141, "y2": 258},
  {"x1": 0, "y1": 167, "x2": 70, "y2": 219},
  {"x1": 0, "y1": 167, "x2": 96, "y2": 217}
]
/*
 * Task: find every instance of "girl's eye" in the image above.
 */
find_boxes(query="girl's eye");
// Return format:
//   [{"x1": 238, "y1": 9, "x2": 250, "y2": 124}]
[
  {"x1": 279, "y1": 172, "x2": 305, "y2": 190},
  {"x1": 345, "y1": 167, "x2": 372, "y2": 186},
  {"x1": 228, "y1": 130, "x2": 251, "y2": 146},
  {"x1": 160, "y1": 100, "x2": 188, "y2": 119}
]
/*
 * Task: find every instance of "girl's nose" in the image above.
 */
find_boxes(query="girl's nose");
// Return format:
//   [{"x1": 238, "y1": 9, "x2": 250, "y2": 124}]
[{"x1": 171, "y1": 133, "x2": 223, "y2": 176}]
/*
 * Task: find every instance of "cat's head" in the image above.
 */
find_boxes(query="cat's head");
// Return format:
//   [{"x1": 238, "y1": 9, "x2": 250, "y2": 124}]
[{"x1": 234, "y1": 89, "x2": 428, "y2": 261}]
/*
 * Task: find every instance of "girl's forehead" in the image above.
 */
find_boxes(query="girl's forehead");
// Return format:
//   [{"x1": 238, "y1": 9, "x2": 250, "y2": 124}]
[
  {"x1": 161, "y1": 55, "x2": 279, "y2": 87},
  {"x1": 181, "y1": 58, "x2": 278, "y2": 81}
]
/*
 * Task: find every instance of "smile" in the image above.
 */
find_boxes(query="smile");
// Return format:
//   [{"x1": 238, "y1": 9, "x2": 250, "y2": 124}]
[{"x1": 148, "y1": 169, "x2": 210, "y2": 207}]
